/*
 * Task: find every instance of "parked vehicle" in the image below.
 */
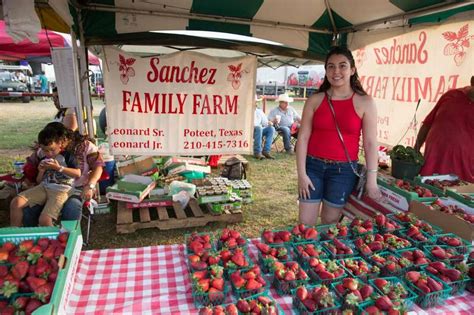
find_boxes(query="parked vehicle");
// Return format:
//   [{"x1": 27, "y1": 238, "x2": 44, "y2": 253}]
[{"x1": 0, "y1": 71, "x2": 31, "y2": 103}]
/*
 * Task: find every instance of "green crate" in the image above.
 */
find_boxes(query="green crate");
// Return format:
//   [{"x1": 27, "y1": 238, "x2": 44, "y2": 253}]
[
  {"x1": 330, "y1": 280, "x2": 376, "y2": 311},
  {"x1": 421, "y1": 265, "x2": 469, "y2": 295},
  {"x1": 369, "y1": 277, "x2": 418, "y2": 310},
  {"x1": 403, "y1": 272, "x2": 452, "y2": 309},
  {"x1": 321, "y1": 239, "x2": 358, "y2": 259},
  {"x1": 0, "y1": 221, "x2": 82, "y2": 315},
  {"x1": 339, "y1": 256, "x2": 379, "y2": 282},
  {"x1": 292, "y1": 285, "x2": 341, "y2": 315},
  {"x1": 435, "y1": 233, "x2": 471, "y2": 254}
]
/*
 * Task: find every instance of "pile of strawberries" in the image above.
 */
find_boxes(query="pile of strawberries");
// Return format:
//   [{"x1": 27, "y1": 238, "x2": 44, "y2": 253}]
[
  {"x1": 397, "y1": 249, "x2": 431, "y2": 266},
  {"x1": 229, "y1": 265, "x2": 267, "y2": 298},
  {"x1": 198, "y1": 295, "x2": 280, "y2": 315},
  {"x1": 392, "y1": 213, "x2": 439, "y2": 236},
  {"x1": 255, "y1": 242, "x2": 290, "y2": 274},
  {"x1": 272, "y1": 261, "x2": 309, "y2": 294},
  {"x1": 405, "y1": 224, "x2": 431, "y2": 243},
  {"x1": 320, "y1": 223, "x2": 350, "y2": 240},
  {"x1": 370, "y1": 253, "x2": 413, "y2": 276},
  {"x1": 191, "y1": 267, "x2": 226, "y2": 306},
  {"x1": 306, "y1": 258, "x2": 346, "y2": 283},
  {"x1": 292, "y1": 243, "x2": 326, "y2": 265},
  {"x1": 371, "y1": 278, "x2": 412, "y2": 300},
  {"x1": 322, "y1": 239, "x2": 355, "y2": 258},
  {"x1": 430, "y1": 200, "x2": 474, "y2": 224},
  {"x1": 425, "y1": 178, "x2": 467, "y2": 189},
  {"x1": 404, "y1": 271, "x2": 445, "y2": 295},
  {"x1": 424, "y1": 261, "x2": 467, "y2": 294},
  {"x1": 436, "y1": 235, "x2": 468, "y2": 253},
  {"x1": 360, "y1": 297, "x2": 408, "y2": 314},
  {"x1": 467, "y1": 262, "x2": 474, "y2": 293},
  {"x1": 374, "y1": 214, "x2": 401, "y2": 232},
  {"x1": 333, "y1": 277, "x2": 375, "y2": 309},
  {"x1": 0, "y1": 232, "x2": 69, "y2": 314},
  {"x1": 294, "y1": 285, "x2": 338, "y2": 313},
  {"x1": 394, "y1": 179, "x2": 435, "y2": 198},
  {"x1": 353, "y1": 233, "x2": 387, "y2": 256},
  {"x1": 187, "y1": 251, "x2": 221, "y2": 271},
  {"x1": 425, "y1": 245, "x2": 465, "y2": 264},
  {"x1": 187, "y1": 232, "x2": 213, "y2": 255},
  {"x1": 217, "y1": 228, "x2": 246, "y2": 250},
  {"x1": 350, "y1": 218, "x2": 375, "y2": 236},
  {"x1": 261, "y1": 229, "x2": 291, "y2": 245},
  {"x1": 290, "y1": 224, "x2": 318, "y2": 242},
  {"x1": 340, "y1": 258, "x2": 379, "y2": 281},
  {"x1": 383, "y1": 233, "x2": 412, "y2": 251},
  {"x1": 220, "y1": 248, "x2": 251, "y2": 271}
]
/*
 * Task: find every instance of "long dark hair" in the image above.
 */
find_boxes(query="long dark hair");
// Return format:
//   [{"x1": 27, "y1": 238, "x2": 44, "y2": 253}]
[{"x1": 318, "y1": 46, "x2": 367, "y2": 96}]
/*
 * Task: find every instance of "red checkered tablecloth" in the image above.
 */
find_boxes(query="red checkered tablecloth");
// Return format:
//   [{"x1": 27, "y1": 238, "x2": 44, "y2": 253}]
[{"x1": 67, "y1": 240, "x2": 474, "y2": 314}]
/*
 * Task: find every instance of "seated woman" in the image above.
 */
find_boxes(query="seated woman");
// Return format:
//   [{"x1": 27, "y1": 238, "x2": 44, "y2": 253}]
[{"x1": 19, "y1": 122, "x2": 104, "y2": 226}]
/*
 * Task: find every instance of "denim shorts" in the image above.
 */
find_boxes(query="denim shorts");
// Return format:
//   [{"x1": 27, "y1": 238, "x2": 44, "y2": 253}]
[{"x1": 299, "y1": 156, "x2": 357, "y2": 208}]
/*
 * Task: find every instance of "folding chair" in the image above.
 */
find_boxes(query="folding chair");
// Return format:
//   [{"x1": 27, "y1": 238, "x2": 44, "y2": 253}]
[{"x1": 272, "y1": 129, "x2": 297, "y2": 153}]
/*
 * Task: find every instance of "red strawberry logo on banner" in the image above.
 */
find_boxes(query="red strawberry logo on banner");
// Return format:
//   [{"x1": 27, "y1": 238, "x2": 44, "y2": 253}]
[
  {"x1": 354, "y1": 48, "x2": 367, "y2": 69},
  {"x1": 227, "y1": 63, "x2": 244, "y2": 90},
  {"x1": 442, "y1": 24, "x2": 474, "y2": 66},
  {"x1": 118, "y1": 54, "x2": 136, "y2": 84}
]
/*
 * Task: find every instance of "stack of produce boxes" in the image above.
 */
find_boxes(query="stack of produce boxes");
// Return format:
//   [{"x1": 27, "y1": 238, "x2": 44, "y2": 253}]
[
  {"x1": 189, "y1": 213, "x2": 473, "y2": 314},
  {"x1": 0, "y1": 221, "x2": 82, "y2": 314}
]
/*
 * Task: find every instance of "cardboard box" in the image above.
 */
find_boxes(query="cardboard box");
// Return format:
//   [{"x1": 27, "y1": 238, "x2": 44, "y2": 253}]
[
  {"x1": 116, "y1": 156, "x2": 158, "y2": 177},
  {"x1": 415, "y1": 174, "x2": 472, "y2": 197},
  {"x1": 446, "y1": 184, "x2": 474, "y2": 208},
  {"x1": 106, "y1": 175, "x2": 157, "y2": 203},
  {"x1": 163, "y1": 156, "x2": 207, "y2": 169},
  {"x1": 125, "y1": 195, "x2": 173, "y2": 209},
  {"x1": 167, "y1": 162, "x2": 211, "y2": 175},
  {"x1": 409, "y1": 201, "x2": 474, "y2": 241},
  {"x1": 378, "y1": 178, "x2": 437, "y2": 211}
]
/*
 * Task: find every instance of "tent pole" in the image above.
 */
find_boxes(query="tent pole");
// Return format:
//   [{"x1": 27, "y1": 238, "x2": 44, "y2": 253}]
[
  {"x1": 76, "y1": 9, "x2": 95, "y2": 138},
  {"x1": 70, "y1": 31, "x2": 86, "y2": 135}
]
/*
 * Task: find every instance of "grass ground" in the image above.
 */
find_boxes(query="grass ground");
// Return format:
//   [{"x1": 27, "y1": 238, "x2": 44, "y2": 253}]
[{"x1": 0, "y1": 99, "x2": 302, "y2": 249}]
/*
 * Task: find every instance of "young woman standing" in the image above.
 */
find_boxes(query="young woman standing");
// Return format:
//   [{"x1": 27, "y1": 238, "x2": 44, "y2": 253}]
[{"x1": 296, "y1": 46, "x2": 382, "y2": 225}]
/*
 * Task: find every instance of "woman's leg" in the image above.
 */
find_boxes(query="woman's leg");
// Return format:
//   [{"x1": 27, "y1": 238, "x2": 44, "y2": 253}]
[
  {"x1": 38, "y1": 211, "x2": 54, "y2": 226},
  {"x1": 320, "y1": 203, "x2": 343, "y2": 224},
  {"x1": 10, "y1": 196, "x2": 29, "y2": 226},
  {"x1": 299, "y1": 202, "x2": 321, "y2": 225}
]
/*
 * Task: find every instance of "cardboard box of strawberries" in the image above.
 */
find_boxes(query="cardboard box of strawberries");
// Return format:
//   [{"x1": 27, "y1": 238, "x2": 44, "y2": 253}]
[{"x1": 0, "y1": 221, "x2": 82, "y2": 314}]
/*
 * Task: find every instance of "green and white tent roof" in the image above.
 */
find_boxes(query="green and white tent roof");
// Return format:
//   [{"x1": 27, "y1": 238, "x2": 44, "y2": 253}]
[{"x1": 55, "y1": 0, "x2": 474, "y2": 62}]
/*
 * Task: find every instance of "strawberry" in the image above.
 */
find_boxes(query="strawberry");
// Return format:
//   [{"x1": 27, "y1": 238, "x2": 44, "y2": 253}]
[
  {"x1": 57, "y1": 232, "x2": 69, "y2": 244},
  {"x1": 2, "y1": 242, "x2": 16, "y2": 253},
  {"x1": 1, "y1": 305, "x2": 15, "y2": 315},
  {"x1": 444, "y1": 268, "x2": 461, "y2": 281},
  {"x1": 25, "y1": 298, "x2": 43, "y2": 314},
  {"x1": 210, "y1": 278, "x2": 224, "y2": 291},
  {"x1": 375, "y1": 214, "x2": 386, "y2": 227},
  {"x1": 198, "y1": 307, "x2": 213, "y2": 315},
  {"x1": 304, "y1": 228, "x2": 318, "y2": 240},
  {"x1": 426, "y1": 277, "x2": 443, "y2": 292},
  {"x1": 225, "y1": 304, "x2": 238, "y2": 315},
  {"x1": 406, "y1": 271, "x2": 421, "y2": 283},
  {"x1": 13, "y1": 295, "x2": 30, "y2": 311},
  {"x1": 230, "y1": 273, "x2": 246, "y2": 289},
  {"x1": 0, "y1": 265, "x2": 8, "y2": 278},
  {"x1": 236, "y1": 299, "x2": 251, "y2": 312},
  {"x1": 375, "y1": 296, "x2": 393, "y2": 311},
  {"x1": 245, "y1": 278, "x2": 263, "y2": 290},
  {"x1": 230, "y1": 252, "x2": 245, "y2": 267},
  {"x1": 431, "y1": 248, "x2": 447, "y2": 259},
  {"x1": 37, "y1": 238, "x2": 50, "y2": 251},
  {"x1": 11, "y1": 261, "x2": 29, "y2": 280},
  {"x1": 26, "y1": 276, "x2": 47, "y2": 291},
  {"x1": 343, "y1": 278, "x2": 358, "y2": 291},
  {"x1": 373, "y1": 278, "x2": 388, "y2": 290},
  {"x1": 284, "y1": 270, "x2": 296, "y2": 281},
  {"x1": 360, "y1": 284, "x2": 374, "y2": 300},
  {"x1": 256, "y1": 242, "x2": 270, "y2": 254},
  {"x1": 19, "y1": 240, "x2": 34, "y2": 254},
  {"x1": 296, "y1": 286, "x2": 308, "y2": 300}
]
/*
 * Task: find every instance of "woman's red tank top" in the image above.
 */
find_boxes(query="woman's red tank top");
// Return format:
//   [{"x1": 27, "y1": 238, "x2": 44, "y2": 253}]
[{"x1": 307, "y1": 93, "x2": 362, "y2": 161}]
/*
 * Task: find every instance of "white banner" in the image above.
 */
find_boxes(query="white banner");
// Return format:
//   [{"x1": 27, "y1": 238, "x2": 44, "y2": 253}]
[
  {"x1": 103, "y1": 48, "x2": 256, "y2": 155},
  {"x1": 352, "y1": 21, "x2": 473, "y2": 147}
]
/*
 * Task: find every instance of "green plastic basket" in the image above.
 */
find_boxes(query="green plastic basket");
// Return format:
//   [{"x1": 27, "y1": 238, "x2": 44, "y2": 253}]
[
  {"x1": 395, "y1": 228, "x2": 434, "y2": 250},
  {"x1": 291, "y1": 285, "x2": 341, "y2": 315},
  {"x1": 421, "y1": 265, "x2": 469, "y2": 295},
  {"x1": 403, "y1": 272, "x2": 452, "y2": 309},
  {"x1": 0, "y1": 221, "x2": 82, "y2": 315},
  {"x1": 229, "y1": 267, "x2": 269, "y2": 299},
  {"x1": 291, "y1": 241, "x2": 328, "y2": 267},
  {"x1": 306, "y1": 259, "x2": 347, "y2": 286},
  {"x1": 272, "y1": 266, "x2": 310, "y2": 296},
  {"x1": 257, "y1": 243, "x2": 292, "y2": 274},
  {"x1": 330, "y1": 280, "x2": 375, "y2": 311},
  {"x1": 368, "y1": 251, "x2": 414, "y2": 277},
  {"x1": 191, "y1": 278, "x2": 229, "y2": 308},
  {"x1": 317, "y1": 223, "x2": 352, "y2": 241},
  {"x1": 184, "y1": 232, "x2": 215, "y2": 255},
  {"x1": 395, "y1": 248, "x2": 432, "y2": 269},
  {"x1": 321, "y1": 239, "x2": 358, "y2": 260},
  {"x1": 423, "y1": 244, "x2": 466, "y2": 265},
  {"x1": 260, "y1": 227, "x2": 293, "y2": 246},
  {"x1": 339, "y1": 256, "x2": 379, "y2": 282},
  {"x1": 435, "y1": 233, "x2": 471, "y2": 254},
  {"x1": 369, "y1": 277, "x2": 418, "y2": 310}
]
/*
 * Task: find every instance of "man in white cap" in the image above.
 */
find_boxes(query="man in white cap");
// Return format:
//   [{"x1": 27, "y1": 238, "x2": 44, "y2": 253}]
[
  {"x1": 254, "y1": 96, "x2": 275, "y2": 159},
  {"x1": 268, "y1": 93, "x2": 301, "y2": 154}
]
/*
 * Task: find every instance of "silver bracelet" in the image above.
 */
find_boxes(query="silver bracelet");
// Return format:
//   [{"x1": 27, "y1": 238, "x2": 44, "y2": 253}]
[{"x1": 367, "y1": 169, "x2": 378, "y2": 173}]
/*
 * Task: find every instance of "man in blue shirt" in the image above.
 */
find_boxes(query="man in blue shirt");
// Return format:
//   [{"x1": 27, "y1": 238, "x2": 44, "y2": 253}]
[
  {"x1": 268, "y1": 93, "x2": 301, "y2": 154},
  {"x1": 39, "y1": 71, "x2": 48, "y2": 101},
  {"x1": 254, "y1": 96, "x2": 275, "y2": 159}
]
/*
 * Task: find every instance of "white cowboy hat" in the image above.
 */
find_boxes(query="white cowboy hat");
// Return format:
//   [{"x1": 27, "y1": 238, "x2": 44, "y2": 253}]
[{"x1": 277, "y1": 93, "x2": 293, "y2": 103}]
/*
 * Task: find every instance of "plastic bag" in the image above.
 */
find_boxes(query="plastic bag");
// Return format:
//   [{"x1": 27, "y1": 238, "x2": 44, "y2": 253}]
[
  {"x1": 172, "y1": 190, "x2": 191, "y2": 208},
  {"x1": 168, "y1": 180, "x2": 196, "y2": 196}
]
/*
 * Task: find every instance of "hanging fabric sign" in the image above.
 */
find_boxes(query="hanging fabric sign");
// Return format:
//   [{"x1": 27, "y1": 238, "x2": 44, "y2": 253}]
[{"x1": 103, "y1": 48, "x2": 256, "y2": 155}]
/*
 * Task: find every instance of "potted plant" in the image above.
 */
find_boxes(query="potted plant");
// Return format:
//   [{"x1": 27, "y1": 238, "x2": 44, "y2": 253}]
[{"x1": 388, "y1": 145, "x2": 424, "y2": 179}]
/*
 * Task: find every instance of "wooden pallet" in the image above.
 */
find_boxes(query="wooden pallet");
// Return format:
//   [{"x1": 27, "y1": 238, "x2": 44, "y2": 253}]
[{"x1": 116, "y1": 198, "x2": 243, "y2": 234}]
